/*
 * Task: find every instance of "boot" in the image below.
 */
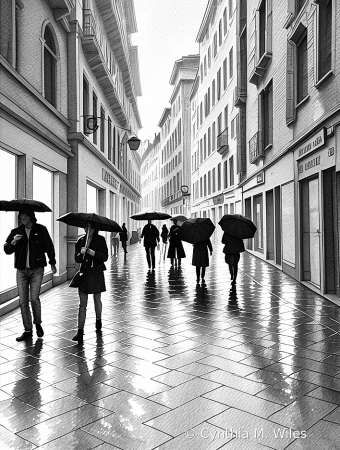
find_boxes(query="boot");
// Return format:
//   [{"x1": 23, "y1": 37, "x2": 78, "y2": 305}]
[
  {"x1": 96, "y1": 319, "x2": 102, "y2": 332},
  {"x1": 72, "y1": 329, "x2": 84, "y2": 342}
]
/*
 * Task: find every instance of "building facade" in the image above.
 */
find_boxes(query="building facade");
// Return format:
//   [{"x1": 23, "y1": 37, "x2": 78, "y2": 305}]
[
  {"x1": 239, "y1": 0, "x2": 340, "y2": 301},
  {"x1": 66, "y1": 0, "x2": 142, "y2": 278},
  {"x1": 160, "y1": 55, "x2": 200, "y2": 218},
  {"x1": 0, "y1": 0, "x2": 73, "y2": 313},
  {"x1": 0, "y1": 0, "x2": 143, "y2": 313},
  {"x1": 191, "y1": 0, "x2": 241, "y2": 243}
]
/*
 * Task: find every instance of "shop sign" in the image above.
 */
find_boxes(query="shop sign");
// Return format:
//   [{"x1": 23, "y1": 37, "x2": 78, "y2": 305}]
[
  {"x1": 296, "y1": 128, "x2": 325, "y2": 160},
  {"x1": 213, "y1": 194, "x2": 224, "y2": 205},
  {"x1": 256, "y1": 172, "x2": 264, "y2": 184},
  {"x1": 102, "y1": 169, "x2": 119, "y2": 189},
  {"x1": 298, "y1": 155, "x2": 321, "y2": 176}
]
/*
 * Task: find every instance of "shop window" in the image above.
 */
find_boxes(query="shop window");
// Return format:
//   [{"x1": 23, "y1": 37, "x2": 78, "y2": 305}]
[
  {"x1": 87, "y1": 183, "x2": 98, "y2": 214},
  {"x1": 0, "y1": 150, "x2": 16, "y2": 292},
  {"x1": 253, "y1": 194, "x2": 263, "y2": 252},
  {"x1": 33, "y1": 165, "x2": 53, "y2": 237},
  {"x1": 43, "y1": 25, "x2": 58, "y2": 107}
]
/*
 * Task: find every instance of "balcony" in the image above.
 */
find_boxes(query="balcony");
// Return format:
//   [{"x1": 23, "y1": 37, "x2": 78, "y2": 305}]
[
  {"x1": 161, "y1": 190, "x2": 183, "y2": 207},
  {"x1": 249, "y1": 131, "x2": 264, "y2": 164},
  {"x1": 217, "y1": 128, "x2": 229, "y2": 156},
  {"x1": 82, "y1": 8, "x2": 129, "y2": 127}
]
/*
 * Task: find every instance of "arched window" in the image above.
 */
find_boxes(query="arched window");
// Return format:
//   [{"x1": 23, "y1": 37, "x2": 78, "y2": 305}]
[{"x1": 43, "y1": 25, "x2": 57, "y2": 106}]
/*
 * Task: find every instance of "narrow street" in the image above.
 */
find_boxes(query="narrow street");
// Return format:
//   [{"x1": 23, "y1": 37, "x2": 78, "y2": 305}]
[{"x1": 1, "y1": 242, "x2": 340, "y2": 450}]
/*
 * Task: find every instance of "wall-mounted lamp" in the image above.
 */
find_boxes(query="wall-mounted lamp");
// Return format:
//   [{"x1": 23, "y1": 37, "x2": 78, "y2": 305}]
[{"x1": 84, "y1": 116, "x2": 141, "y2": 151}]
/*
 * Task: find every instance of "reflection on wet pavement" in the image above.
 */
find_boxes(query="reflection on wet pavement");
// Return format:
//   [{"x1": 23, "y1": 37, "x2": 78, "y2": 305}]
[{"x1": 1, "y1": 242, "x2": 340, "y2": 449}]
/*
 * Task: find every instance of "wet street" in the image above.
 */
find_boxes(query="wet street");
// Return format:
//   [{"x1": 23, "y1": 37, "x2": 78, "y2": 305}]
[{"x1": 1, "y1": 241, "x2": 340, "y2": 450}]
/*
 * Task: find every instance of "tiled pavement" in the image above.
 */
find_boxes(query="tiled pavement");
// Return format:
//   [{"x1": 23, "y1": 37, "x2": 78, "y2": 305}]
[{"x1": 1, "y1": 241, "x2": 340, "y2": 449}]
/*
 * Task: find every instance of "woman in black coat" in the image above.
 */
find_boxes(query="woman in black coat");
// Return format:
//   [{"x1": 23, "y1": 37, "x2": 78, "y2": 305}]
[
  {"x1": 222, "y1": 232, "x2": 245, "y2": 285},
  {"x1": 72, "y1": 222, "x2": 108, "y2": 342},
  {"x1": 119, "y1": 223, "x2": 128, "y2": 253},
  {"x1": 141, "y1": 220, "x2": 160, "y2": 270},
  {"x1": 167, "y1": 219, "x2": 186, "y2": 267},
  {"x1": 192, "y1": 239, "x2": 213, "y2": 284},
  {"x1": 160, "y1": 224, "x2": 169, "y2": 260}
]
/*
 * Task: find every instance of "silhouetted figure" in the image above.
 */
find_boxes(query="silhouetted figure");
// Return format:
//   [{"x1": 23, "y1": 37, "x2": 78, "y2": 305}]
[
  {"x1": 167, "y1": 219, "x2": 186, "y2": 267},
  {"x1": 141, "y1": 220, "x2": 160, "y2": 270},
  {"x1": 192, "y1": 239, "x2": 213, "y2": 284},
  {"x1": 120, "y1": 223, "x2": 128, "y2": 253},
  {"x1": 222, "y1": 232, "x2": 245, "y2": 286},
  {"x1": 160, "y1": 224, "x2": 169, "y2": 260}
]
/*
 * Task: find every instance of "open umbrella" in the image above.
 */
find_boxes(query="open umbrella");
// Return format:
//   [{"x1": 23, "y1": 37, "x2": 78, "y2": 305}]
[
  {"x1": 171, "y1": 214, "x2": 187, "y2": 223},
  {"x1": 178, "y1": 218, "x2": 215, "y2": 244},
  {"x1": 57, "y1": 212, "x2": 122, "y2": 232},
  {"x1": 0, "y1": 198, "x2": 52, "y2": 212},
  {"x1": 131, "y1": 211, "x2": 172, "y2": 220},
  {"x1": 218, "y1": 214, "x2": 256, "y2": 239}
]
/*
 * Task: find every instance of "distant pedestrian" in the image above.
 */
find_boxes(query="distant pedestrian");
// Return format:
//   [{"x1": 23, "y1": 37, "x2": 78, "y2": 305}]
[
  {"x1": 222, "y1": 232, "x2": 245, "y2": 285},
  {"x1": 72, "y1": 222, "x2": 108, "y2": 342},
  {"x1": 120, "y1": 223, "x2": 128, "y2": 253},
  {"x1": 192, "y1": 239, "x2": 213, "y2": 284},
  {"x1": 160, "y1": 224, "x2": 169, "y2": 260},
  {"x1": 4, "y1": 210, "x2": 57, "y2": 341},
  {"x1": 141, "y1": 220, "x2": 160, "y2": 270},
  {"x1": 110, "y1": 232, "x2": 119, "y2": 256},
  {"x1": 167, "y1": 219, "x2": 186, "y2": 267}
]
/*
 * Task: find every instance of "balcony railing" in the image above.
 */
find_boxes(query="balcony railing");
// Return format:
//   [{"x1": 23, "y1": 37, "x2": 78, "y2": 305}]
[
  {"x1": 83, "y1": 9, "x2": 96, "y2": 36},
  {"x1": 249, "y1": 131, "x2": 264, "y2": 164},
  {"x1": 217, "y1": 127, "x2": 229, "y2": 156},
  {"x1": 161, "y1": 189, "x2": 182, "y2": 207}
]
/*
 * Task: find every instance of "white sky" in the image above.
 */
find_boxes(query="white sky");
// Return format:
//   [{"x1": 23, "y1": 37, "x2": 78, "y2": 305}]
[{"x1": 132, "y1": 0, "x2": 208, "y2": 142}]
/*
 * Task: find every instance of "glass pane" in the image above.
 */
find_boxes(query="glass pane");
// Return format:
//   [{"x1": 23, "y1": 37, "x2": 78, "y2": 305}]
[
  {"x1": 0, "y1": 150, "x2": 17, "y2": 292},
  {"x1": 33, "y1": 165, "x2": 53, "y2": 237},
  {"x1": 87, "y1": 184, "x2": 98, "y2": 214}
]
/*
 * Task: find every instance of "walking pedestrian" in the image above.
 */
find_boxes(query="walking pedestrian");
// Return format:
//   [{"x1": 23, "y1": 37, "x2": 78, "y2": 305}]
[
  {"x1": 160, "y1": 224, "x2": 169, "y2": 260},
  {"x1": 167, "y1": 219, "x2": 186, "y2": 267},
  {"x1": 192, "y1": 239, "x2": 213, "y2": 284},
  {"x1": 4, "y1": 210, "x2": 57, "y2": 341},
  {"x1": 119, "y1": 223, "x2": 128, "y2": 253},
  {"x1": 141, "y1": 220, "x2": 160, "y2": 270},
  {"x1": 110, "y1": 231, "x2": 119, "y2": 256},
  {"x1": 72, "y1": 222, "x2": 108, "y2": 342},
  {"x1": 222, "y1": 231, "x2": 245, "y2": 286}
]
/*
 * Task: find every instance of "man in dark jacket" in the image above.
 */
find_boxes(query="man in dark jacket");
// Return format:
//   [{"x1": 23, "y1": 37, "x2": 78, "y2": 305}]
[
  {"x1": 222, "y1": 231, "x2": 244, "y2": 286},
  {"x1": 4, "y1": 210, "x2": 57, "y2": 341},
  {"x1": 141, "y1": 220, "x2": 160, "y2": 270}
]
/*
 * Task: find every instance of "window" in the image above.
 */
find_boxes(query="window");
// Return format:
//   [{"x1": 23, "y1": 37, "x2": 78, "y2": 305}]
[
  {"x1": 223, "y1": 57, "x2": 228, "y2": 89},
  {"x1": 212, "y1": 168, "x2": 216, "y2": 193},
  {"x1": 217, "y1": 163, "x2": 221, "y2": 190},
  {"x1": 43, "y1": 25, "x2": 57, "y2": 107},
  {"x1": 204, "y1": 174, "x2": 207, "y2": 196},
  {"x1": 219, "y1": 19, "x2": 222, "y2": 46},
  {"x1": 200, "y1": 177, "x2": 203, "y2": 197},
  {"x1": 0, "y1": 0, "x2": 20, "y2": 67},
  {"x1": 204, "y1": 134, "x2": 207, "y2": 160},
  {"x1": 200, "y1": 63, "x2": 203, "y2": 82},
  {"x1": 297, "y1": 31, "x2": 308, "y2": 103},
  {"x1": 200, "y1": 139, "x2": 203, "y2": 163},
  {"x1": 93, "y1": 92, "x2": 98, "y2": 145},
  {"x1": 108, "y1": 117, "x2": 112, "y2": 161},
  {"x1": 229, "y1": 47, "x2": 233, "y2": 79},
  {"x1": 261, "y1": 81, "x2": 273, "y2": 149},
  {"x1": 218, "y1": 113, "x2": 222, "y2": 135},
  {"x1": 208, "y1": 171, "x2": 211, "y2": 195},
  {"x1": 100, "y1": 107, "x2": 105, "y2": 153},
  {"x1": 229, "y1": 0, "x2": 233, "y2": 19},
  {"x1": 317, "y1": 0, "x2": 332, "y2": 81},
  {"x1": 213, "y1": 32, "x2": 217, "y2": 57},
  {"x1": 212, "y1": 80, "x2": 216, "y2": 106},
  {"x1": 83, "y1": 76, "x2": 89, "y2": 134},
  {"x1": 212, "y1": 122, "x2": 216, "y2": 151},
  {"x1": 224, "y1": 160, "x2": 228, "y2": 188},
  {"x1": 224, "y1": 105, "x2": 229, "y2": 130},
  {"x1": 223, "y1": 7, "x2": 228, "y2": 34},
  {"x1": 33, "y1": 165, "x2": 53, "y2": 237},
  {"x1": 231, "y1": 117, "x2": 235, "y2": 139},
  {"x1": 208, "y1": 127, "x2": 211, "y2": 156},
  {"x1": 204, "y1": 56, "x2": 207, "y2": 76},
  {"x1": 229, "y1": 156, "x2": 234, "y2": 186},
  {"x1": 217, "y1": 68, "x2": 221, "y2": 100},
  {"x1": 296, "y1": 0, "x2": 306, "y2": 15},
  {"x1": 208, "y1": 46, "x2": 211, "y2": 67}
]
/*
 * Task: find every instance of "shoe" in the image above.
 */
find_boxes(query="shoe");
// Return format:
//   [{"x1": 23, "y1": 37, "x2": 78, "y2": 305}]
[
  {"x1": 16, "y1": 330, "x2": 33, "y2": 342},
  {"x1": 96, "y1": 319, "x2": 102, "y2": 331},
  {"x1": 36, "y1": 324, "x2": 44, "y2": 338},
  {"x1": 72, "y1": 329, "x2": 84, "y2": 342}
]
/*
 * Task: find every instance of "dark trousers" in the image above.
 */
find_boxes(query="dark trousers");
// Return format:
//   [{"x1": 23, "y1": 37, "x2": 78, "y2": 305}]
[
  {"x1": 145, "y1": 247, "x2": 155, "y2": 268},
  {"x1": 122, "y1": 241, "x2": 127, "y2": 253}
]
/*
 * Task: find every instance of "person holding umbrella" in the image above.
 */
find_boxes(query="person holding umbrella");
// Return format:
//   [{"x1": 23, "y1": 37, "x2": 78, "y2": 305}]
[
  {"x1": 3, "y1": 210, "x2": 57, "y2": 341},
  {"x1": 72, "y1": 222, "x2": 108, "y2": 342},
  {"x1": 218, "y1": 214, "x2": 256, "y2": 286},
  {"x1": 167, "y1": 219, "x2": 186, "y2": 268},
  {"x1": 141, "y1": 220, "x2": 160, "y2": 270}
]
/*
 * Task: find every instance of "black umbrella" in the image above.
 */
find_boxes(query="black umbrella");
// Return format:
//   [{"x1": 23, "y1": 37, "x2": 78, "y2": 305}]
[
  {"x1": 131, "y1": 211, "x2": 172, "y2": 220},
  {"x1": 0, "y1": 198, "x2": 52, "y2": 212},
  {"x1": 57, "y1": 212, "x2": 122, "y2": 232},
  {"x1": 178, "y1": 218, "x2": 215, "y2": 244},
  {"x1": 171, "y1": 215, "x2": 187, "y2": 223},
  {"x1": 218, "y1": 214, "x2": 256, "y2": 239}
]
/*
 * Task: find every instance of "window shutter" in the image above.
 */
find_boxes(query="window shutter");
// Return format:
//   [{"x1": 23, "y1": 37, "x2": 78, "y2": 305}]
[
  {"x1": 248, "y1": 12, "x2": 257, "y2": 73},
  {"x1": 286, "y1": 40, "x2": 296, "y2": 124},
  {"x1": 266, "y1": 0, "x2": 272, "y2": 54}
]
